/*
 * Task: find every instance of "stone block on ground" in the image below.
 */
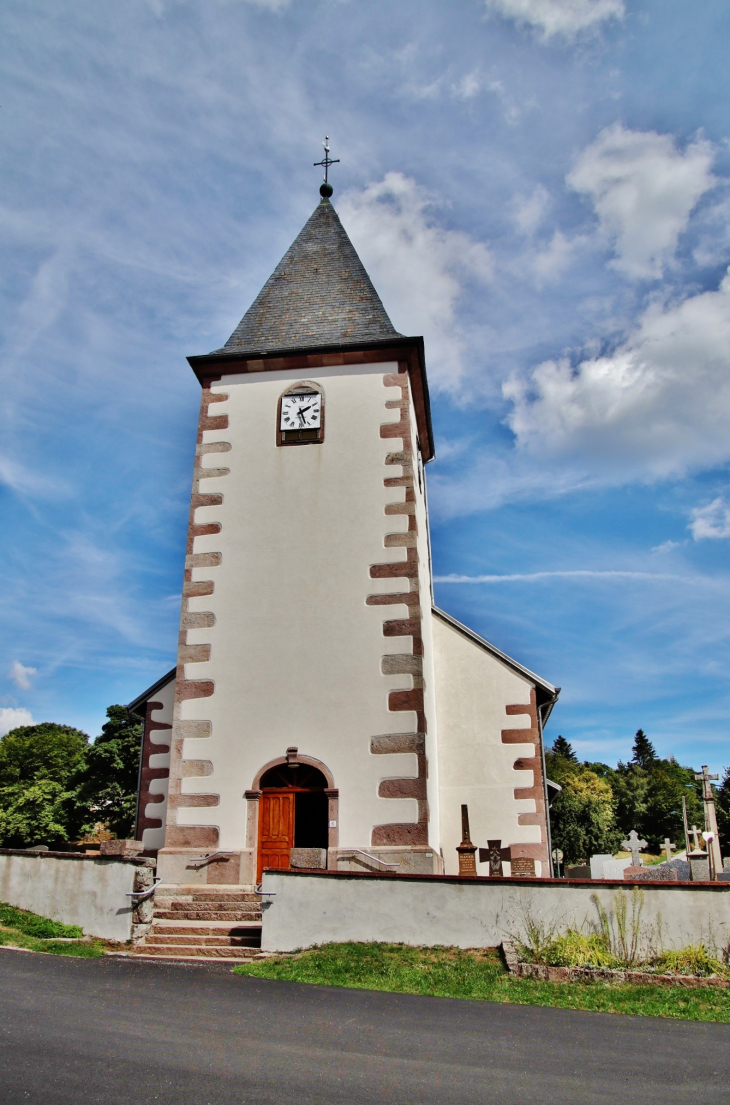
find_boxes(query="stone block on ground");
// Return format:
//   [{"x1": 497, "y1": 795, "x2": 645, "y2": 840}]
[
  {"x1": 688, "y1": 854, "x2": 710, "y2": 881},
  {"x1": 565, "y1": 865, "x2": 591, "y2": 879},
  {"x1": 100, "y1": 839, "x2": 144, "y2": 858},
  {"x1": 289, "y1": 848, "x2": 327, "y2": 869}
]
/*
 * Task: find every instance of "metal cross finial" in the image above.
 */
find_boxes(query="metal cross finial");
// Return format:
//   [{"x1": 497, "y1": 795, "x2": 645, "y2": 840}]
[{"x1": 314, "y1": 136, "x2": 339, "y2": 198}]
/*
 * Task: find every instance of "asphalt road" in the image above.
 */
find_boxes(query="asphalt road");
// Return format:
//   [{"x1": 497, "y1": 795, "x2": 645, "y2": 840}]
[{"x1": 1, "y1": 948, "x2": 729, "y2": 1104}]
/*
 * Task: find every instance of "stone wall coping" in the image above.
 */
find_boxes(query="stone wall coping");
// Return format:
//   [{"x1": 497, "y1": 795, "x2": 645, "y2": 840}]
[
  {"x1": 0, "y1": 848, "x2": 155, "y2": 867},
  {"x1": 264, "y1": 868, "x2": 729, "y2": 891}
]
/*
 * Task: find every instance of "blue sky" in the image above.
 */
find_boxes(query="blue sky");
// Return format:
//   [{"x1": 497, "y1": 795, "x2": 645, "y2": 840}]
[{"x1": 1, "y1": 0, "x2": 729, "y2": 772}]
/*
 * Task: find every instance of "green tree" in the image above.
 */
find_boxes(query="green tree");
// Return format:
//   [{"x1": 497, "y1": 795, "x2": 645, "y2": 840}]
[
  {"x1": 631, "y1": 729, "x2": 657, "y2": 770},
  {"x1": 545, "y1": 750, "x2": 620, "y2": 865},
  {"x1": 640, "y1": 758, "x2": 703, "y2": 853},
  {"x1": 0, "y1": 723, "x2": 88, "y2": 787},
  {"x1": 551, "y1": 735, "x2": 577, "y2": 761},
  {"x1": 611, "y1": 763, "x2": 649, "y2": 839},
  {"x1": 0, "y1": 723, "x2": 89, "y2": 848},
  {"x1": 75, "y1": 706, "x2": 143, "y2": 839},
  {"x1": 716, "y1": 766, "x2": 730, "y2": 853}
]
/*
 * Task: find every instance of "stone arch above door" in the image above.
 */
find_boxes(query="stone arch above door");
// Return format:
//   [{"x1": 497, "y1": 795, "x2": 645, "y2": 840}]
[{"x1": 246, "y1": 747, "x2": 339, "y2": 874}]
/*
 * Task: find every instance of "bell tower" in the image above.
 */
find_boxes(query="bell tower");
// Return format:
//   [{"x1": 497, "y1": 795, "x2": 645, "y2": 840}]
[{"x1": 157, "y1": 157, "x2": 438, "y2": 886}]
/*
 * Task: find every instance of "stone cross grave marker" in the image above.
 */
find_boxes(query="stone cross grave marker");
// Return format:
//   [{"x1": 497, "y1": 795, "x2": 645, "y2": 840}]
[
  {"x1": 663, "y1": 837, "x2": 675, "y2": 862},
  {"x1": 621, "y1": 830, "x2": 648, "y2": 867},
  {"x1": 689, "y1": 825, "x2": 705, "y2": 853}
]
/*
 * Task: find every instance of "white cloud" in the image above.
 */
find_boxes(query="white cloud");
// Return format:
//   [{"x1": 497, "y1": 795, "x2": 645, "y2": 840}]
[
  {"x1": 690, "y1": 497, "x2": 730, "y2": 540},
  {"x1": 504, "y1": 268, "x2": 730, "y2": 479},
  {"x1": 513, "y1": 185, "x2": 550, "y2": 235},
  {"x1": 484, "y1": 0, "x2": 624, "y2": 41},
  {"x1": 338, "y1": 173, "x2": 492, "y2": 388},
  {"x1": 8, "y1": 661, "x2": 37, "y2": 691},
  {"x1": 532, "y1": 230, "x2": 574, "y2": 283},
  {"x1": 568, "y1": 125, "x2": 715, "y2": 279},
  {"x1": 435, "y1": 570, "x2": 687, "y2": 583},
  {"x1": 0, "y1": 708, "x2": 34, "y2": 737}
]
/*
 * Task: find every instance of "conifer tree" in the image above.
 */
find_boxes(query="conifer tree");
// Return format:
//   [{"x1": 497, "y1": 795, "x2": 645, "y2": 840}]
[
  {"x1": 631, "y1": 729, "x2": 657, "y2": 769},
  {"x1": 551, "y1": 735, "x2": 577, "y2": 761}
]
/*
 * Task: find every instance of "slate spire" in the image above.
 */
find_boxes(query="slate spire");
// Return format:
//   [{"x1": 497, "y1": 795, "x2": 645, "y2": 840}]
[{"x1": 217, "y1": 198, "x2": 401, "y2": 356}]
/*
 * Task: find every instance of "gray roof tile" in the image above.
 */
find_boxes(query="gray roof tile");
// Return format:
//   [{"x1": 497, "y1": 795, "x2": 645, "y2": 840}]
[{"x1": 216, "y1": 198, "x2": 400, "y2": 355}]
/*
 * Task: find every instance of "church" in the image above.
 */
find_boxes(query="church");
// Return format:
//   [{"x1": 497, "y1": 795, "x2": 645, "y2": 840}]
[{"x1": 130, "y1": 162, "x2": 559, "y2": 885}]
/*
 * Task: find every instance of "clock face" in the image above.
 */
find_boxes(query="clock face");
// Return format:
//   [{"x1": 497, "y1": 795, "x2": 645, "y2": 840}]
[{"x1": 280, "y1": 392, "x2": 322, "y2": 431}]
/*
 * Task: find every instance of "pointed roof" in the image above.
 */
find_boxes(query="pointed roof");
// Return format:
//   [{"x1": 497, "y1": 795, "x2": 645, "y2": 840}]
[{"x1": 217, "y1": 198, "x2": 401, "y2": 356}]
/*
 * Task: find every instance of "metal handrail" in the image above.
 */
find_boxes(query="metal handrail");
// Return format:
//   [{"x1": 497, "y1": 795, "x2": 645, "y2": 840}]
[
  {"x1": 126, "y1": 877, "x2": 161, "y2": 903},
  {"x1": 339, "y1": 849, "x2": 400, "y2": 868},
  {"x1": 188, "y1": 851, "x2": 230, "y2": 868}
]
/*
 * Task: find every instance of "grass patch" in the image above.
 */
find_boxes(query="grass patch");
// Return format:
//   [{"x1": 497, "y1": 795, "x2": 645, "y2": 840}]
[
  {"x1": 0, "y1": 901, "x2": 105, "y2": 957},
  {"x1": 233, "y1": 942, "x2": 730, "y2": 1022}
]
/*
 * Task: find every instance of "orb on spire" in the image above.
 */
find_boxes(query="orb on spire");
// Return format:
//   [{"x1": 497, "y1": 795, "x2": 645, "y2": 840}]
[{"x1": 314, "y1": 136, "x2": 339, "y2": 198}]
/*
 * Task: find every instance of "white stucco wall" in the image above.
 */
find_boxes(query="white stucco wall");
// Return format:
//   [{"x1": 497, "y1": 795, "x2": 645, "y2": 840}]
[
  {"x1": 261, "y1": 870, "x2": 730, "y2": 954},
  {"x1": 142, "y1": 676, "x2": 175, "y2": 853},
  {"x1": 410, "y1": 398, "x2": 439, "y2": 853},
  {"x1": 432, "y1": 614, "x2": 543, "y2": 876},
  {"x1": 0, "y1": 853, "x2": 138, "y2": 941},
  {"x1": 175, "y1": 363, "x2": 428, "y2": 851}
]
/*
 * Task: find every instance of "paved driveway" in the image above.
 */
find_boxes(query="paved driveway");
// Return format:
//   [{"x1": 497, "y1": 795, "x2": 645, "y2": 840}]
[{"x1": 1, "y1": 948, "x2": 729, "y2": 1104}]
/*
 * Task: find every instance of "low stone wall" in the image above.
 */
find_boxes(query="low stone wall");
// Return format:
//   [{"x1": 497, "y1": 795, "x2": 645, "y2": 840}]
[
  {"x1": 259, "y1": 870, "x2": 730, "y2": 954},
  {"x1": 0, "y1": 850, "x2": 153, "y2": 942}
]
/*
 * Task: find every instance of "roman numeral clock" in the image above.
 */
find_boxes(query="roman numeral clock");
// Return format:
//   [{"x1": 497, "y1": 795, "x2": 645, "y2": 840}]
[{"x1": 277, "y1": 383, "x2": 325, "y2": 445}]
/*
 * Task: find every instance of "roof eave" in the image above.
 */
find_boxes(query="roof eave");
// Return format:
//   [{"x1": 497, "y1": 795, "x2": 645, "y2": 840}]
[
  {"x1": 187, "y1": 335, "x2": 435, "y2": 463},
  {"x1": 127, "y1": 667, "x2": 177, "y2": 716},
  {"x1": 432, "y1": 606, "x2": 559, "y2": 705}
]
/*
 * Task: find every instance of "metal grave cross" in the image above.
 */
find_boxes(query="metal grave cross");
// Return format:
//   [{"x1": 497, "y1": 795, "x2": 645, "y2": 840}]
[
  {"x1": 621, "y1": 830, "x2": 648, "y2": 867},
  {"x1": 663, "y1": 837, "x2": 675, "y2": 862}
]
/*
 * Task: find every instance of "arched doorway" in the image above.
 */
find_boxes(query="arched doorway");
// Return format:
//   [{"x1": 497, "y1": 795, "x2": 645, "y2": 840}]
[{"x1": 257, "y1": 762, "x2": 329, "y2": 880}]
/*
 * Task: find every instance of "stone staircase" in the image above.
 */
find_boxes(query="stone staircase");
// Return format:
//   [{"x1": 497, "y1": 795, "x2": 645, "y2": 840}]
[{"x1": 133, "y1": 885, "x2": 266, "y2": 962}]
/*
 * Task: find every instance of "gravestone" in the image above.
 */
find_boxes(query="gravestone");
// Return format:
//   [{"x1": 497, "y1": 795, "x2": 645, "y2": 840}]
[
  {"x1": 621, "y1": 830, "x2": 648, "y2": 867},
  {"x1": 688, "y1": 852, "x2": 710, "y2": 881},
  {"x1": 456, "y1": 804, "x2": 477, "y2": 876},
  {"x1": 565, "y1": 865, "x2": 591, "y2": 879},
  {"x1": 477, "y1": 840, "x2": 504, "y2": 877},
  {"x1": 590, "y1": 854, "x2": 613, "y2": 879},
  {"x1": 511, "y1": 857, "x2": 536, "y2": 877},
  {"x1": 601, "y1": 858, "x2": 632, "y2": 880},
  {"x1": 623, "y1": 864, "x2": 678, "y2": 882},
  {"x1": 663, "y1": 837, "x2": 675, "y2": 862}
]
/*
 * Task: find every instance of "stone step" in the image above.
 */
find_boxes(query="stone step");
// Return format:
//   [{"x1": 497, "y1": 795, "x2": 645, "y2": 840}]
[
  {"x1": 145, "y1": 933, "x2": 260, "y2": 947},
  {"x1": 149, "y1": 920, "x2": 261, "y2": 933},
  {"x1": 162, "y1": 901, "x2": 261, "y2": 913},
  {"x1": 153, "y1": 910, "x2": 262, "y2": 922},
  {"x1": 155, "y1": 893, "x2": 261, "y2": 905},
  {"x1": 136, "y1": 944, "x2": 258, "y2": 959}
]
